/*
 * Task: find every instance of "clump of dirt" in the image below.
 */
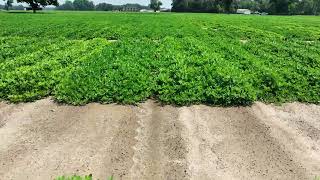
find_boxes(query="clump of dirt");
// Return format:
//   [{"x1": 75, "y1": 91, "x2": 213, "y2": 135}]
[{"x1": 240, "y1": 39, "x2": 248, "y2": 44}]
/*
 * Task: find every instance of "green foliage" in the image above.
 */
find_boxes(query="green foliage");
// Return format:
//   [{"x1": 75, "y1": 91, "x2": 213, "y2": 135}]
[
  {"x1": 55, "y1": 175, "x2": 113, "y2": 180},
  {"x1": 56, "y1": 0, "x2": 75, "y2": 11},
  {"x1": 172, "y1": 0, "x2": 320, "y2": 15},
  {"x1": 0, "y1": 12, "x2": 319, "y2": 106},
  {"x1": 17, "y1": 0, "x2": 58, "y2": 13},
  {"x1": 55, "y1": 175, "x2": 93, "y2": 180},
  {"x1": 4, "y1": 0, "x2": 13, "y2": 11},
  {"x1": 150, "y1": 0, "x2": 162, "y2": 12},
  {"x1": 73, "y1": 0, "x2": 94, "y2": 11}
]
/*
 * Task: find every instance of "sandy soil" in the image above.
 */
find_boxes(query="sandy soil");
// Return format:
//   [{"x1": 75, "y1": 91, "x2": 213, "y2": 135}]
[{"x1": 0, "y1": 98, "x2": 319, "y2": 180}]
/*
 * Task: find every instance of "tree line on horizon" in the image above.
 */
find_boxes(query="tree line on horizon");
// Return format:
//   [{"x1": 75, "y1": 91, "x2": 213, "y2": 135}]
[
  {"x1": 1, "y1": 0, "x2": 161, "y2": 12},
  {"x1": 56, "y1": 0, "x2": 164, "y2": 12},
  {"x1": 55, "y1": 0, "x2": 320, "y2": 14},
  {"x1": 172, "y1": 0, "x2": 320, "y2": 15},
  {"x1": 56, "y1": 0, "x2": 151, "y2": 11},
  {"x1": 1, "y1": 0, "x2": 319, "y2": 15}
]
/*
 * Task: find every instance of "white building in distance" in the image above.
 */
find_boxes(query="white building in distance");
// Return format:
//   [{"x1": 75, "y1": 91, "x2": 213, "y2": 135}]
[{"x1": 236, "y1": 9, "x2": 251, "y2": 15}]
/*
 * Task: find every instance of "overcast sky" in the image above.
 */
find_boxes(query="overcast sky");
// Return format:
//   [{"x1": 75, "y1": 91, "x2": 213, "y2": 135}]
[{"x1": 0, "y1": 0, "x2": 172, "y2": 8}]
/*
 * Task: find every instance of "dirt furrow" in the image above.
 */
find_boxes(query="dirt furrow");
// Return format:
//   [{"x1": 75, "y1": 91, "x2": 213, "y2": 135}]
[
  {"x1": 0, "y1": 99, "x2": 137, "y2": 180},
  {"x1": 130, "y1": 100, "x2": 188, "y2": 180},
  {"x1": 0, "y1": 99, "x2": 319, "y2": 179}
]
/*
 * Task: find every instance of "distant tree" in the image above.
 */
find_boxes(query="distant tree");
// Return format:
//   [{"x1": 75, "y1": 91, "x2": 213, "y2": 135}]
[
  {"x1": 269, "y1": 0, "x2": 291, "y2": 14},
  {"x1": 73, "y1": 0, "x2": 94, "y2": 10},
  {"x1": 150, "y1": 0, "x2": 162, "y2": 12},
  {"x1": 17, "y1": 0, "x2": 58, "y2": 13},
  {"x1": 3, "y1": 0, "x2": 13, "y2": 10},
  {"x1": 312, "y1": 0, "x2": 320, "y2": 15},
  {"x1": 287, "y1": 0, "x2": 303, "y2": 14},
  {"x1": 172, "y1": 0, "x2": 232, "y2": 13},
  {"x1": 257, "y1": 0, "x2": 271, "y2": 12},
  {"x1": 221, "y1": 0, "x2": 233, "y2": 13},
  {"x1": 171, "y1": 0, "x2": 184, "y2": 12},
  {"x1": 299, "y1": 0, "x2": 314, "y2": 14},
  {"x1": 56, "y1": 0, "x2": 74, "y2": 10},
  {"x1": 95, "y1": 3, "x2": 113, "y2": 11},
  {"x1": 171, "y1": 0, "x2": 318, "y2": 15},
  {"x1": 11, "y1": 4, "x2": 24, "y2": 10},
  {"x1": 112, "y1": 5, "x2": 122, "y2": 11}
]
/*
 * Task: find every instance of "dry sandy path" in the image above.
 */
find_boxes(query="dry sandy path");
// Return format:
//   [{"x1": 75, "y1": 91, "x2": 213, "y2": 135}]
[{"x1": 0, "y1": 98, "x2": 319, "y2": 180}]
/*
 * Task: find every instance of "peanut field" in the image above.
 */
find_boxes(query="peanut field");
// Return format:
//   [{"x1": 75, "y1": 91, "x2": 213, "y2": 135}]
[{"x1": 0, "y1": 12, "x2": 319, "y2": 105}]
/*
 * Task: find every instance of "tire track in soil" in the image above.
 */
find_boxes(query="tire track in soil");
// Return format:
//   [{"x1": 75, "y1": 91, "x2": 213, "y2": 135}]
[
  {"x1": 107, "y1": 106, "x2": 139, "y2": 179},
  {"x1": 130, "y1": 100, "x2": 189, "y2": 180}
]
